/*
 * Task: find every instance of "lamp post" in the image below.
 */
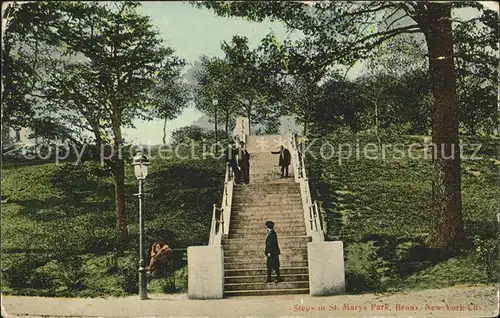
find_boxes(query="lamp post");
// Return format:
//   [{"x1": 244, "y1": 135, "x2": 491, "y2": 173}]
[
  {"x1": 132, "y1": 152, "x2": 150, "y2": 300},
  {"x1": 212, "y1": 98, "x2": 218, "y2": 153}
]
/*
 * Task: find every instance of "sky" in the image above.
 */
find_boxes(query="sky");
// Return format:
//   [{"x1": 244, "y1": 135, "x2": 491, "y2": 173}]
[
  {"x1": 124, "y1": 2, "x2": 294, "y2": 144},
  {"x1": 124, "y1": 1, "x2": 498, "y2": 145}
]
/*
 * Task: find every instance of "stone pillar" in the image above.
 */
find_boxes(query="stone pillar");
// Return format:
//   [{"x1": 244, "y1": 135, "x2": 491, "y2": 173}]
[
  {"x1": 307, "y1": 241, "x2": 345, "y2": 296},
  {"x1": 242, "y1": 117, "x2": 250, "y2": 135},
  {"x1": 187, "y1": 246, "x2": 224, "y2": 299}
]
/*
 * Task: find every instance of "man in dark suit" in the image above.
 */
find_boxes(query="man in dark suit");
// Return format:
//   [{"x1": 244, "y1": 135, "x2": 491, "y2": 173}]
[
  {"x1": 265, "y1": 221, "x2": 283, "y2": 283},
  {"x1": 271, "y1": 145, "x2": 291, "y2": 178},
  {"x1": 237, "y1": 141, "x2": 250, "y2": 184},
  {"x1": 226, "y1": 144, "x2": 241, "y2": 184}
]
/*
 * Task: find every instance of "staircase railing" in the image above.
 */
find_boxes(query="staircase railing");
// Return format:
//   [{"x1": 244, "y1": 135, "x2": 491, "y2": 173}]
[
  {"x1": 210, "y1": 118, "x2": 248, "y2": 246},
  {"x1": 209, "y1": 162, "x2": 234, "y2": 246},
  {"x1": 289, "y1": 133, "x2": 325, "y2": 242}
]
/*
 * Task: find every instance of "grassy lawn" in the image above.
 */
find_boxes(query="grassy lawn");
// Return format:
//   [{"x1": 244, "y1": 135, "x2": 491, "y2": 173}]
[
  {"x1": 308, "y1": 133, "x2": 499, "y2": 292},
  {"x1": 1, "y1": 155, "x2": 224, "y2": 297},
  {"x1": 1, "y1": 133, "x2": 498, "y2": 296}
]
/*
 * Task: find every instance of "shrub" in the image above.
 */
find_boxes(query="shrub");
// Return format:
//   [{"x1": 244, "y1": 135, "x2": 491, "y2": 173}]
[{"x1": 345, "y1": 241, "x2": 390, "y2": 293}]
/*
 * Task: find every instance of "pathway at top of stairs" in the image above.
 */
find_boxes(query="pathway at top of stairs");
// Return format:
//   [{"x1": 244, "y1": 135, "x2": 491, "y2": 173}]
[{"x1": 223, "y1": 135, "x2": 310, "y2": 296}]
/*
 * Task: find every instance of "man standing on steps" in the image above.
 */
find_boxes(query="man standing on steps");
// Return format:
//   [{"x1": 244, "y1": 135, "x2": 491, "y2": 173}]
[
  {"x1": 226, "y1": 144, "x2": 241, "y2": 184},
  {"x1": 265, "y1": 221, "x2": 283, "y2": 283},
  {"x1": 271, "y1": 145, "x2": 291, "y2": 178},
  {"x1": 237, "y1": 141, "x2": 250, "y2": 184}
]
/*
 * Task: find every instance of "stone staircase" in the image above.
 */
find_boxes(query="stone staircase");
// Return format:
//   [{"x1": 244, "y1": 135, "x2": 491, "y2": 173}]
[{"x1": 223, "y1": 135, "x2": 310, "y2": 296}]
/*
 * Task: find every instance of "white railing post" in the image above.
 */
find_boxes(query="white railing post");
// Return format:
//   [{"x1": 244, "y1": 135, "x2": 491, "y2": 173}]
[
  {"x1": 289, "y1": 132, "x2": 324, "y2": 242},
  {"x1": 208, "y1": 204, "x2": 216, "y2": 245},
  {"x1": 289, "y1": 133, "x2": 300, "y2": 183},
  {"x1": 209, "y1": 161, "x2": 235, "y2": 245}
]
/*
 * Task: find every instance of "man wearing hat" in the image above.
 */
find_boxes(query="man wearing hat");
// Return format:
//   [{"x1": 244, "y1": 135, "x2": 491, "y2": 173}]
[
  {"x1": 237, "y1": 141, "x2": 250, "y2": 184},
  {"x1": 271, "y1": 145, "x2": 291, "y2": 178},
  {"x1": 226, "y1": 144, "x2": 241, "y2": 184},
  {"x1": 265, "y1": 221, "x2": 283, "y2": 283}
]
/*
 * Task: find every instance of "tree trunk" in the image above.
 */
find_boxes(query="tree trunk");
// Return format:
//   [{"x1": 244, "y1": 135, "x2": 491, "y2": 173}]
[
  {"x1": 424, "y1": 2, "x2": 465, "y2": 251},
  {"x1": 374, "y1": 101, "x2": 381, "y2": 149},
  {"x1": 224, "y1": 113, "x2": 229, "y2": 137},
  {"x1": 112, "y1": 122, "x2": 128, "y2": 236},
  {"x1": 112, "y1": 158, "x2": 127, "y2": 235},
  {"x1": 246, "y1": 108, "x2": 252, "y2": 135},
  {"x1": 162, "y1": 117, "x2": 167, "y2": 145},
  {"x1": 92, "y1": 125, "x2": 102, "y2": 161}
]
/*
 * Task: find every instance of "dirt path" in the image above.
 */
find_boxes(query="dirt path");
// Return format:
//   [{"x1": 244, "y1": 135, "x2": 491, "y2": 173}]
[{"x1": 2, "y1": 285, "x2": 498, "y2": 317}]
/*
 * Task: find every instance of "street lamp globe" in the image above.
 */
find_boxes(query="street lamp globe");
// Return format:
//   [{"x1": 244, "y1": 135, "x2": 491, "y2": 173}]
[
  {"x1": 132, "y1": 152, "x2": 150, "y2": 180},
  {"x1": 212, "y1": 98, "x2": 218, "y2": 105}
]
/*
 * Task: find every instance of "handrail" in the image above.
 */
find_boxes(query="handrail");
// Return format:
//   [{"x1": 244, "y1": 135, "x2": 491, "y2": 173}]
[
  {"x1": 209, "y1": 162, "x2": 232, "y2": 246},
  {"x1": 289, "y1": 132, "x2": 324, "y2": 242},
  {"x1": 209, "y1": 116, "x2": 246, "y2": 245}
]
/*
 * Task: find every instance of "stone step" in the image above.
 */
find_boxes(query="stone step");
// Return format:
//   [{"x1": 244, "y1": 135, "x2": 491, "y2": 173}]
[
  {"x1": 225, "y1": 274, "x2": 309, "y2": 284},
  {"x1": 244, "y1": 180, "x2": 296, "y2": 185},
  {"x1": 232, "y1": 192, "x2": 300, "y2": 198},
  {"x1": 246, "y1": 149, "x2": 290, "y2": 154},
  {"x1": 225, "y1": 288, "x2": 309, "y2": 296},
  {"x1": 230, "y1": 208, "x2": 304, "y2": 214},
  {"x1": 234, "y1": 187, "x2": 300, "y2": 193},
  {"x1": 230, "y1": 216, "x2": 305, "y2": 221},
  {"x1": 224, "y1": 267, "x2": 308, "y2": 277},
  {"x1": 233, "y1": 190, "x2": 299, "y2": 195},
  {"x1": 230, "y1": 215, "x2": 303, "y2": 221},
  {"x1": 231, "y1": 198, "x2": 302, "y2": 205},
  {"x1": 224, "y1": 254, "x2": 308, "y2": 263},
  {"x1": 249, "y1": 172, "x2": 293, "y2": 176},
  {"x1": 230, "y1": 216, "x2": 304, "y2": 222},
  {"x1": 232, "y1": 202, "x2": 302, "y2": 208},
  {"x1": 233, "y1": 190, "x2": 300, "y2": 196},
  {"x1": 229, "y1": 218, "x2": 304, "y2": 225},
  {"x1": 224, "y1": 260, "x2": 308, "y2": 270},
  {"x1": 249, "y1": 170, "x2": 292, "y2": 175},
  {"x1": 229, "y1": 225, "x2": 306, "y2": 232},
  {"x1": 229, "y1": 229, "x2": 307, "y2": 238},
  {"x1": 224, "y1": 281, "x2": 309, "y2": 291},
  {"x1": 223, "y1": 241, "x2": 309, "y2": 251},
  {"x1": 230, "y1": 209, "x2": 303, "y2": 216},
  {"x1": 249, "y1": 178, "x2": 295, "y2": 183},
  {"x1": 248, "y1": 164, "x2": 289, "y2": 169},
  {"x1": 230, "y1": 212, "x2": 304, "y2": 219},
  {"x1": 223, "y1": 247, "x2": 308, "y2": 257},
  {"x1": 228, "y1": 230, "x2": 307, "y2": 237},
  {"x1": 224, "y1": 241, "x2": 308, "y2": 251},
  {"x1": 230, "y1": 218, "x2": 305, "y2": 224},
  {"x1": 233, "y1": 193, "x2": 300, "y2": 198},
  {"x1": 235, "y1": 183, "x2": 299, "y2": 189},
  {"x1": 228, "y1": 230, "x2": 306, "y2": 238},
  {"x1": 223, "y1": 235, "x2": 310, "y2": 242}
]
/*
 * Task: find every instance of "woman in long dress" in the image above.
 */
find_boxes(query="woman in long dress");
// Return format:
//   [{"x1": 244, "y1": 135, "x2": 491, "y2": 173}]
[{"x1": 148, "y1": 242, "x2": 173, "y2": 281}]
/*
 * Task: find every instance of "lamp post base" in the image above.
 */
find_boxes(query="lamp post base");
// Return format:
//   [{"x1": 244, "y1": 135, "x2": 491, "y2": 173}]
[{"x1": 138, "y1": 263, "x2": 148, "y2": 300}]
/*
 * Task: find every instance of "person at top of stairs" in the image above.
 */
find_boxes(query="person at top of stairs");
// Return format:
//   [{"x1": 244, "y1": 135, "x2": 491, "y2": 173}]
[
  {"x1": 237, "y1": 141, "x2": 250, "y2": 184},
  {"x1": 271, "y1": 145, "x2": 291, "y2": 179},
  {"x1": 225, "y1": 144, "x2": 241, "y2": 184},
  {"x1": 265, "y1": 221, "x2": 283, "y2": 283}
]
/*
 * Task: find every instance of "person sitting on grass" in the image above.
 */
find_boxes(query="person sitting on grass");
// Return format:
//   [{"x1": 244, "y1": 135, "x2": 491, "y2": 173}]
[{"x1": 148, "y1": 241, "x2": 173, "y2": 282}]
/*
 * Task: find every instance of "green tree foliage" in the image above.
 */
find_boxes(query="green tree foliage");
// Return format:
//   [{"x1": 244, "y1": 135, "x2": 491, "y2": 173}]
[
  {"x1": 194, "y1": 0, "x2": 499, "y2": 251},
  {"x1": 170, "y1": 125, "x2": 213, "y2": 145},
  {"x1": 454, "y1": 9, "x2": 499, "y2": 134},
  {"x1": 220, "y1": 36, "x2": 280, "y2": 133},
  {"x1": 314, "y1": 76, "x2": 365, "y2": 134},
  {"x1": 1, "y1": 1, "x2": 62, "y2": 129},
  {"x1": 190, "y1": 56, "x2": 239, "y2": 137},
  {"x1": 3, "y1": 1, "x2": 188, "y2": 235}
]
